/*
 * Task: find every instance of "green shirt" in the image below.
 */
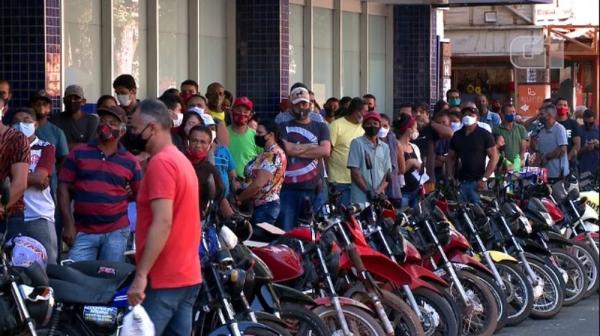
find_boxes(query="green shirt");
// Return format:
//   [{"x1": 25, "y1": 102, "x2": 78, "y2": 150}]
[
  {"x1": 228, "y1": 126, "x2": 262, "y2": 177},
  {"x1": 493, "y1": 123, "x2": 528, "y2": 162}
]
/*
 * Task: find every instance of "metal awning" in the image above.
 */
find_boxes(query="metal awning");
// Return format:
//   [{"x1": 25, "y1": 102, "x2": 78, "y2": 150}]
[{"x1": 367, "y1": 0, "x2": 553, "y2": 7}]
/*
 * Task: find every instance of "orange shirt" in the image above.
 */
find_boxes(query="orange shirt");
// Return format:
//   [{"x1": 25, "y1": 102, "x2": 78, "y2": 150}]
[{"x1": 136, "y1": 145, "x2": 202, "y2": 289}]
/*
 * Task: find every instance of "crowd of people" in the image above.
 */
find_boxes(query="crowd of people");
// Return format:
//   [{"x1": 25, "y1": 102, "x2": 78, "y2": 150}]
[{"x1": 0, "y1": 75, "x2": 598, "y2": 334}]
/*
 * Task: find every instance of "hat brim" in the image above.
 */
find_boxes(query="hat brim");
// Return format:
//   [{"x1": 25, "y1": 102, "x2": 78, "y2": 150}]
[
  {"x1": 291, "y1": 98, "x2": 310, "y2": 105},
  {"x1": 97, "y1": 109, "x2": 125, "y2": 123}
]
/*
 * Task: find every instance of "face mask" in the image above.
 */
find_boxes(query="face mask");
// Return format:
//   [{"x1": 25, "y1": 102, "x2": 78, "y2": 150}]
[
  {"x1": 117, "y1": 94, "x2": 131, "y2": 107},
  {"x1": 13, "y1": 122, "x2": 35, "y2": 138},
  {"x1": 233, "y1": 114, "x2": 250, "y2": 126},
  {"x1": 504, "y1": 114, "x2": 515, "y2": 122},
  {"x1": 539, "y1": 116, "x2": 547, "y2": 125},
  {"x1": 292, "y1": 107, "x2": 310, "y2": 120},
  {"x1": 254, "y1": 134, "x2": 267, "y2": 148},
  {"x1": 410, "y1": 130, "x2": 420, "y2": 140},
  {"x1": 584, "y1": 122, "x2": 594, "y2": 129},
  {"x1": 66, "y1": 101, "x2": 82, "y2": 113},
  {"x1": 172, "y1": 113, "x2": 184, "y2": 128},
  {"x1": 180, "y1": 93, "x2": 192, "y2": 103},
  {"x1": 557, "y1": 107, "x2": 569, "y2": 117},
  {"x1": 129, "y1": 125, "x2": 151, "y2": 153},
  {"x1": 449, "y1": 98, "x2": 461, "y2": 107},
  {"x1": 211, "y1": 130, "x2": 217, "y2": 142},
  {"x1": 368, "y1": 106, "x2": 375, "y2": 112},
  {"x1": 450, "y1": 121, "x2": 462, "y2": 132},
  {"x1": 462, "y1": 115, "x2": 477, "y2": 126},
  {"x1": 363, "y1": 126, "x2": 380, "y2": 137},
  {"x1": 498, "y1": 145, "x2": 506, "y2": 152},
  {"x1": 97, "y1": 124, "x2": 120, "y2": 142},
  {"x1": 378, "y1": 127, "x2": 389, "y2": 138},
  {"x1": 186, "y1": 149, "x2": 208, "y2": 163}
]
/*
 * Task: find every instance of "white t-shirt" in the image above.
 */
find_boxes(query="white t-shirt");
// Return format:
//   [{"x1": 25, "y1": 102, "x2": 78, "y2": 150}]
[{"x1": 24, "y1": 138, "x2": 56, "y2": 222}]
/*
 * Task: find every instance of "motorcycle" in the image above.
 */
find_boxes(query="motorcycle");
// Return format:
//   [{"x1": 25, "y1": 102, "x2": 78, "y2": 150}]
[{"x1": 0, "y1": 178, "x2": 54, "y2": 336}]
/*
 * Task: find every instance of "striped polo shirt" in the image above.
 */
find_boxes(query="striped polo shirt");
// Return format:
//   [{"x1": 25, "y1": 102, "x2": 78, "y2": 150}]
[{"x1": 59, "y1": 140, "x2": 142, "y2": 234}]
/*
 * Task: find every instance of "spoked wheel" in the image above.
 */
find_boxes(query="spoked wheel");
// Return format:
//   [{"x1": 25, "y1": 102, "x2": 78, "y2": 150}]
[
  {"x1": 551, "y1": 248, "x2": 589, "y2": 306},
  {"x1": 566, "y1": 240, "x2": 600, "y2": 297},
  {"x1": 279, "y1": 302, "x2": 332, "y2": 336},
  {"x1": 408, "y1": 287, "x2": 460, "y2": 336},
  {"x1": 495, "y1": 261, "x2": 533, "y2": 327},
  {"x1": 449, "y1": 270, "x2": 498, "y2": 336},
  {"x1": 524, "y1": 257, "x2": 564, "y2": 319},
  {"x1": 312, "y1": 304, "x2": 386, "y2": 336},
  {"x1": 468, "y1": 269, "x2": 509, "y2": 332}
]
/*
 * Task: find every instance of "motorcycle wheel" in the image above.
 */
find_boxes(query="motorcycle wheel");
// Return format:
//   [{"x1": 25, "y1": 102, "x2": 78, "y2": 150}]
[
  {"x1": 279, "y1": 302, "x2": 332, "y2": 336},
  {"x1": 255, "y1": 311, "x2": 293, "y2": 336},
  {"x1": 551, "y1": 248, "x2": 589, "y2": 306},
  {"x1": 450, "y1": 270, "x2": 498, "y2": 336},
  {"x1": 312, "y1": 304, "x2": 386, "y2": 336},
  {"x1": 524, "y1": 257, "x2": 564, "y2": 319},
  {"x1": 467, "y1": 268, "x2": 509, "y2": 332},
  {"x1": 409, "y1": 287, "x2": 460, "y2": 336},
  {"x1": 495, "y1": 261, "x2": 533, "y2": 327},
  {"x1": 566, "y1": 239, "x2": 600, "y2": 297}
]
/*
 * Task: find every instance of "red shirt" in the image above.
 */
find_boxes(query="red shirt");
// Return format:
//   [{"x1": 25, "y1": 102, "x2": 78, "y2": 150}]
[
  {"x1": 0, "y1": 127, "x2": 30, "y2": 218},
  {"x1": 135, "y1": 145, "x2": 201, "y2": 289}
]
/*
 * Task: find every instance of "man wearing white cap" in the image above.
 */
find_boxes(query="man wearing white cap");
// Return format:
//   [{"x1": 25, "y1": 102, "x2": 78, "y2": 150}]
[{"x1": 278, "y1": 86, "x2": 331, "y2": 231}]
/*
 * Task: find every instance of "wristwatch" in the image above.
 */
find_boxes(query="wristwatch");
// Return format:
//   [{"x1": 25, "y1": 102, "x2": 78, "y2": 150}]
[{"x1": 481, "y1": 177, "x2": 488, "y2": 182}]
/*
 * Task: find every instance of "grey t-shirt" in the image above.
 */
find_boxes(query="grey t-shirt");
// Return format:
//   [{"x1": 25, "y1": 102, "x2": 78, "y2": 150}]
[
  {"x1": 347, "y1": 136, "x2": 392, "y2": 204},
  {"x1": 537, "y1": 122, "x2": 569, "y2": 178},
  {"x1": 53, "y1": 112, "x2": 99, "y2": 148}
]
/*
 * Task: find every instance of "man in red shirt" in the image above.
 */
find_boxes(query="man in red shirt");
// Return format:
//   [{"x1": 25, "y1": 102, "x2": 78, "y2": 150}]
[{"x1": 127, "y1": 99, "x2": 201, "y2": 335}]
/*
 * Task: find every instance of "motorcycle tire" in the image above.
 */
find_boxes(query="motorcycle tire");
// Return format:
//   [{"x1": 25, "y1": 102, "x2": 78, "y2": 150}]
[
  {"x1": 566, "y1": 239, "x2": 600, "y2": 297},
  {"x1": 524, "y1": 257, "x2": 564, "y2": 319},
  {"x1": 312, "y1": 303, "x2": 386, "y2": 336},
  {"x1": 409, "y1": 286, "x2": 460, "y2": 336},
  {"x1": 279, "y1": 302, "x2": 332, "y2": 336},
  {"x1": 495, "y1": 260, "x2": 534, "y2": 327},
  {"x1": 467, "y1": 268, "x2": 509, "y2": 332},
  {"x1": 551, "y1": 248, "x2": 589, "y2": 306},
  {"x1": 255, "y1": 311, "x2": 293, "y2": 336},
  {"x1": 345, "y1": 284, "x2": 425, "y2": 336},
  {"x1": 450, "y1": 270, "x2": 498, "y2": 336}
]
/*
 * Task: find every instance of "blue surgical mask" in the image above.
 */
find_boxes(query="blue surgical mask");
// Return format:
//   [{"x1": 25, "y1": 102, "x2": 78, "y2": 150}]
[
  {"x1": 449, "y1": 98, "x2": 461, "y2": 107},
  {"x1": 505, "y1": 114, "x2": 515, "y2": 122},
  {"x1": 13, "y1": 122, "x2": 35, "y2": 138},
  {"x1": 451, "y1": 121, "x2": 462, "y2": 132}
]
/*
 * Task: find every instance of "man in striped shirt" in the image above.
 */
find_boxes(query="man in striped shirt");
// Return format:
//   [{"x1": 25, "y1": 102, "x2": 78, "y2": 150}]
[{"x1": 58, "y1": 106, "x2": 142, "y2": 262}]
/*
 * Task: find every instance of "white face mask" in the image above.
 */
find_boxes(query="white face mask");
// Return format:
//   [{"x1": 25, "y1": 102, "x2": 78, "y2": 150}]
[
  {"x1": 13, "y1": 122, "x2": 35, "y2": 138},
  {"x1": 462, "y1": 115, "x2": 477, "y2": 127},
  {"x1": 378, "y1": 127, "x2": 390, "y2": 138},
  {"x1": 117, "y1": 94, "x2": 131, "y2": 107},
  {"x1": 451, "y1": 121, "x2": 462, "y2": 132},
  {"x1": 211, "y1": 130, "x2": 217, "y2": 143},
  {"x1": 172, "y1": 112, "x2": 184, "y2": 128},
  {"x1": 410, "y1": 130, "x2": 420, "y2": 140}
]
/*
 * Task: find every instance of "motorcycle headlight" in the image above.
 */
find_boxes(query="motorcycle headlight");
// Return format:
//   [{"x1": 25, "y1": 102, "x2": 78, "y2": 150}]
[{"x1": 219, "y1": 226, "x2": 239, "y2": 250}]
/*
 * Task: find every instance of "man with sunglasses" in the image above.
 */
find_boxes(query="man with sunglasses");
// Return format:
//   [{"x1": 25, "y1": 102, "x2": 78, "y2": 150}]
[{"x1": 58, "y1": 106, "x2": 141, "y2": 262}]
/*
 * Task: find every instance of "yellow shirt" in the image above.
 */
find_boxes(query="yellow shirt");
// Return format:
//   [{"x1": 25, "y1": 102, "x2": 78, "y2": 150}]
[
  {"x1": 328, "y1": 117, "x2": 364, "y2": 184},
  {"x1": 208, "y1": 109, "x2": 225, "y2": 123}
]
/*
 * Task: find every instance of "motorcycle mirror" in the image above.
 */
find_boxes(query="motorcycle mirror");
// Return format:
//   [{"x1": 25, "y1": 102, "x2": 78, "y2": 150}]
[
  {"x1": 364, "y1": 151, "x2": 373, "y2": 170},
  {"x1": 1, "y1": 177, "x2": 10, "y2": 207}
]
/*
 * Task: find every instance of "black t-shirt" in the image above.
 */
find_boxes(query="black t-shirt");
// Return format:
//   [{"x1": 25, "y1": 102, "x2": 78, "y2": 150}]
[
  {"x1": 558, "y1": 119, "x2": 581, "y2": 152},
  {"x1": 402, "y1": 150, "x2": 420, "y2": 192},
  {"x1": 450, "y1": 126, "x2": 495, "y2": 182},
  {"x1": 413, "y1": 124, "x2": 440, "y2": 164}
]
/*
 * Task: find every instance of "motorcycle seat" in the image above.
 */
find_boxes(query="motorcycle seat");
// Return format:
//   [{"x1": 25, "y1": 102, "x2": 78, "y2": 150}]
[
  {"x1": 46, "y1": 264, "x2": 123, "y2": 291},
  {"x1": 67, "y1": 260, "x2": 135, "y2": 288},
  {"x1": 49, "y1": 278, "x2": 116, "y2": 305}
]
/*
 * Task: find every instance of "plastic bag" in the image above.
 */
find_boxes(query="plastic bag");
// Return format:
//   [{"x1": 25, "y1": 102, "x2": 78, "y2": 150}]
[{"x1": 121, "y1": 305, "x2": 155, "y2": 336}]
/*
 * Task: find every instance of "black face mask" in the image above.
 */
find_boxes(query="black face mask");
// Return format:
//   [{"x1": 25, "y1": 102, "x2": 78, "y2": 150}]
[
  {"x1": 254, "y1": 134, "x2": 267, "y2": 148},
  {"x1": 364, "y1": 126, "x2": 380, "y2": 137},
  {"x1": 498, "y1": 145, "x2": 506, "y2": 152},
  {"x1": 584, "y1": 122, "x2": 595, "y2": 129},
  {"x1": 292, "y1": 107, "x2": 310, "y2": 120},
  {"x1": 129, "y1": 124, "x2": 151, "y2": 153}
]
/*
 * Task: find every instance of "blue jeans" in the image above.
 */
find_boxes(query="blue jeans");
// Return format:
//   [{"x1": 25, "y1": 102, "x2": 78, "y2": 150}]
[
  {"x1": 253, "y1": 201, "x2": 280, "y2": 224},
  {"x1": 460, "y1": 180, "x2": 481, "y2": 204},
  {"x1": 278, "y1": 188, "x2": 319, "y2": 232},
  {"x1": 331, "y1": 183, "x2": 351, "y2": 206},
  {"x1": 143, "y1": 284, "x2": 200, "y2": 336},
  {"x1": 21, "y1": 218, "x2": 59, "y2": 265},
  {"x1": 68, "y1": 227, "x2": 130, "y2": 262},
  {"x1": 402, "y1": 189, "x2": 420, "y2": 210}
]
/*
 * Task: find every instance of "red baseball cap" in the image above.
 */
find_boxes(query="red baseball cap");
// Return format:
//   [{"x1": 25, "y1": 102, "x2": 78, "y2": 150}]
[
  {"x1": 363, "y1": 112, "x2": 382, "y2": 124},
  {"x1": 233, "y1": 96, "x2": 254, "y2": 111}
]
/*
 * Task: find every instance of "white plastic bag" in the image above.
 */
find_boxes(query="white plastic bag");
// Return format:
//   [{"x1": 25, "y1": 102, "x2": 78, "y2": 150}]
[{"x1": 121, "y1": 305, "x2": 155, "y2": 336}]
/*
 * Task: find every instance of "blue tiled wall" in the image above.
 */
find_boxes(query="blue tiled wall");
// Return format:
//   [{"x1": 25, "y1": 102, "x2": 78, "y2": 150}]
[
  {"x1": 393, "y1": 5, "x2": 439, "y2": 118},
  {"x1": 0, "y1": 0, "x2": 62, "y2": 113},
  {"x1": 236, "y1": 0, "x2": 289, "y2": 120}
]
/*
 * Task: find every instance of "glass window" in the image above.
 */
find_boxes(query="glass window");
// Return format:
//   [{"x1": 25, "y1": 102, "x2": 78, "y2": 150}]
[
  {"x1": 289, "y1": 4, "x2": 304, "y2": 87},
  {"x1": 342, "y1": 12, "x2": 360, "y2": 98},
  {"x1": 313, "y1": 8, "x2": 333, "y2": 105},
  {"x1": 368, "y1": 15, "x2": 386, "y2": 115},
  {"x1": 64, "y1": 0, "x2": 101, "y2": 101},
  {"x1": 114, "y1": 0, "x2": 147, "y2": 98},
  {"x1": 198, "y1": 0, "x2": 227, "y2": 93},
  {"x1": 158, "y1": 0, "x2": 188, "y2": 94}
]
